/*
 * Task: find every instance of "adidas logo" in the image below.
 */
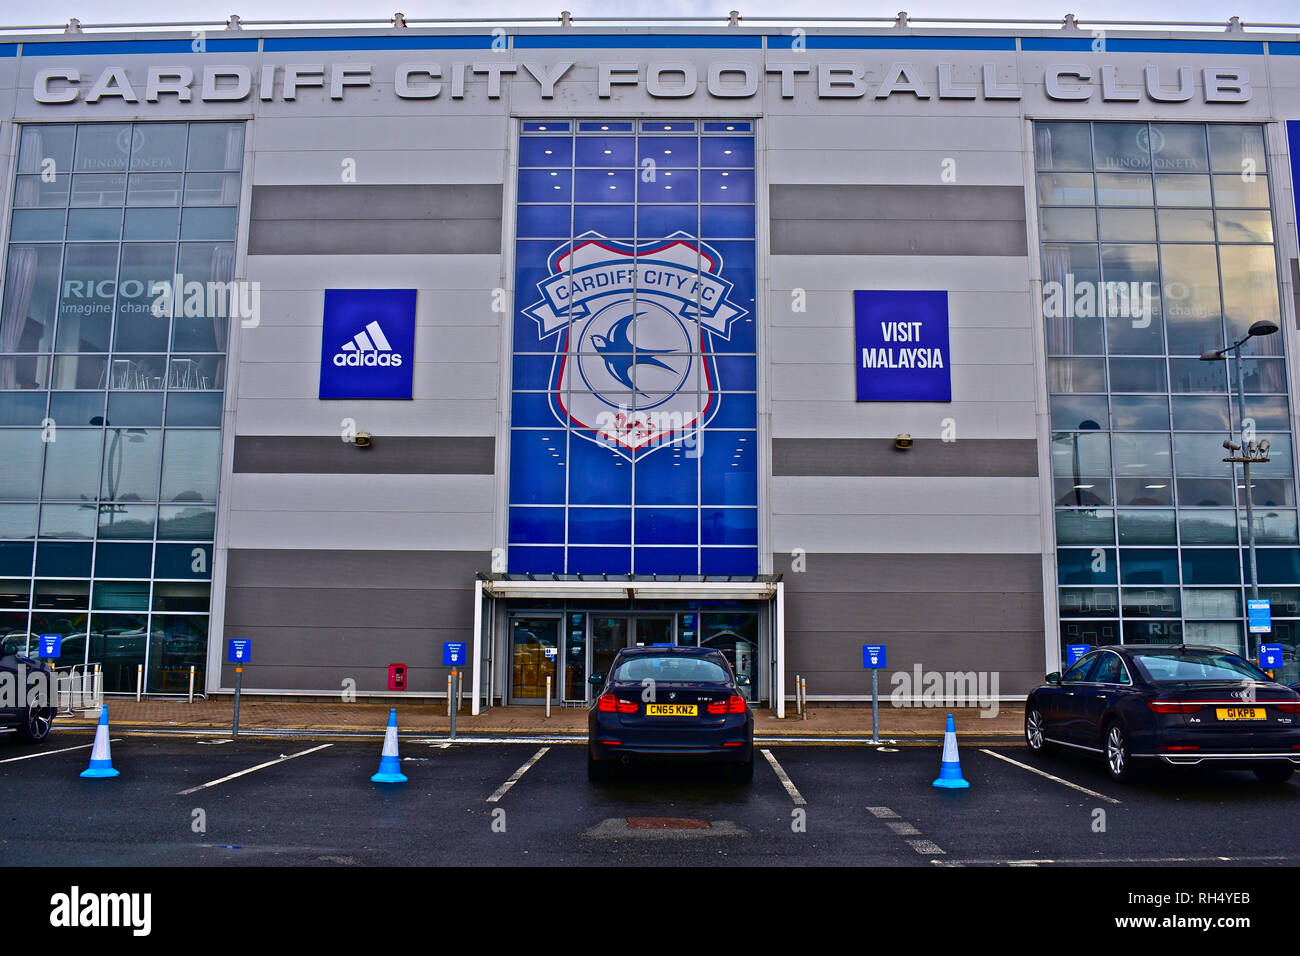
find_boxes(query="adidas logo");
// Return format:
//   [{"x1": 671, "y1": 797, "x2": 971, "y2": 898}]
[{"x1": 332, "y1": 320, "x2": 404, "y2": 368}]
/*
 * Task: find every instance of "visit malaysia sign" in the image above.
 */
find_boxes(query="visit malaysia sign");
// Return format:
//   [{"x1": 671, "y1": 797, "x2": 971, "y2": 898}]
[{"x1": 854, "y1": 290, "x2": 950, "y2": 402}]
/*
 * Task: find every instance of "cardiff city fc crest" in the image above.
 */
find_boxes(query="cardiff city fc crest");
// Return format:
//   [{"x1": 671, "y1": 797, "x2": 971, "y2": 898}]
[{"x1": 522, "y1": 231, "x2": 747, "y2": 461}]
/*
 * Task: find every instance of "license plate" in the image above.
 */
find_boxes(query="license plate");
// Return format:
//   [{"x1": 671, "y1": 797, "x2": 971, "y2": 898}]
[
  {"x1": 1215, "y1": 707, "x2": 1265, "y2": 720},
  {"x1": 645, "y1": 703, "x2": 697, "y2": 717}
]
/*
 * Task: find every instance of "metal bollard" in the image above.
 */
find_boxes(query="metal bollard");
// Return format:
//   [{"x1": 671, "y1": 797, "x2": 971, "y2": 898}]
[
  {"x1": 794, "y1": 673, "x2": 802, "y2": 716},
  {"x1": 188, "y1": 665, "x2": 195, "y2": 704},
  {"x1": 457, "y1": 669, "x2": 464, "y2": 712},
  {"x1": 447, "y1": 673, "x2": 453, "y2": 717},
  {"x1": 135, "y1": 663, "x2": 143, "y2": 701},
  {"x1": 801, "y1": 677, "x2": 808, "y2": 721},
  {"x1": 545, "y1": 676, "x2": 552, "y2": 719},
  {"x1": 449, "y1": 670, "x2": 458, "y2": 740}
]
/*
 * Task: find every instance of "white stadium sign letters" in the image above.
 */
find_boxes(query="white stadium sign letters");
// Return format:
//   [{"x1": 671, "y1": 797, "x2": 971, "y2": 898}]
[{"x1": 32, "y1": 61, "x2": 1253, "y2": 105}]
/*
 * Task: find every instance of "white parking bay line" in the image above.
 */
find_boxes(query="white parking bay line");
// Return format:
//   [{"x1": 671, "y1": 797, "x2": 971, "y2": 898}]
[
  {"x1": 979, "y1": 749, "x2": 1121, "y2": 805},
  {"x1": 760, "y1": 749, "x2": 806, "y2": 805},
  {"x1": 0, "y1": 740, "x2": 121, "y2": 764},
  {"x1": 486, "y1": 747, "x2": 550, "y2": 803},
  {"x1": 176, "y1": 744, "x2": 333, "y2": 796}
]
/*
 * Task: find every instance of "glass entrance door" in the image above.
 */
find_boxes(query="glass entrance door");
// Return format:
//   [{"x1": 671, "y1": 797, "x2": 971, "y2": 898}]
[
  {"x1": 589, "y1": 616, "x2": 627, "y2": 692},
  {"x1": 511, "y1": 615, "x2": 560, "y2": 703}
]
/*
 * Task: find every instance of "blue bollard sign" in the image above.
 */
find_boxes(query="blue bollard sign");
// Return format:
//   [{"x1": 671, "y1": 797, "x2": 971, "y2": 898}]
[
  {"x1": 1259, "y1": 644, "x2": 1284, "y2": 669},
  {"x1": 227, "y1": 639, "x2": 252, "y2": 663},
  {"x1": 1067, "y1": 644, "x2": 1092, "y2": 666},
  {"x1": 862, "y1": 645, "x2": 886, "y2": 668},
  {"x1": 443, "y1": 642, "x2": 467, "y2": 666},
  {"x1": 37, "y1": 634, "x2": 62, "y2": 657}
]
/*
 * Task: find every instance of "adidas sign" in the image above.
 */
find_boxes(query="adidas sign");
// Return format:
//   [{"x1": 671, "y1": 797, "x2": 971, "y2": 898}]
[{"x1": 332, "y1": 319, "x2": 403, "y2": 367}]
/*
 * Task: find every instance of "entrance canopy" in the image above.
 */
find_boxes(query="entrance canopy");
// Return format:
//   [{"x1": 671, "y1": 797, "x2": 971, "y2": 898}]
[{"x1": 470, "y1": 573, "x2": 786, "y2": 717}]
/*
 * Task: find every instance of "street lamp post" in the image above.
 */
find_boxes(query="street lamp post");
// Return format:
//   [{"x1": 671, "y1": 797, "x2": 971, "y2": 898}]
[{"x1": 1200, "y1": 319, "x2": 1280, "y2": 659}]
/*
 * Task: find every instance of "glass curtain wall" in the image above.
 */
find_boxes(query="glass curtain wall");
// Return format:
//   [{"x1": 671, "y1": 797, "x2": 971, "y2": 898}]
[
  {"x1": 0, "y1": 122, "x2": 242, "y2": 693},
  {"x1": 1036, "y1": 121, "x2": 1298, "y2": 680}
]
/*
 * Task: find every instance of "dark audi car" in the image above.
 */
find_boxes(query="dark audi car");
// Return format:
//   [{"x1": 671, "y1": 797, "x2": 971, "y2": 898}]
[
  {"x1": 587, "y1": 645, "x2": 754, "y2": 781},
  {"x1": 1025, "y1": 644, "x2": 1300, "y2": 784},
  {"x1": 0, "y1": 637, "x2": 56, "y2": 744}
]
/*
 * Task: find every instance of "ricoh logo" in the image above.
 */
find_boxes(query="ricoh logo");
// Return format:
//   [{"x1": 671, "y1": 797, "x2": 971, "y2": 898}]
[
  {"x1": 332, "y1": 320, "x2": 404, "y2": 368},
  {"x1": 59, "y1": 271, "x2": 260, "y2": 326},
  {"x1": 49, "y1": 886, "x2": 151, "y2": 937}
]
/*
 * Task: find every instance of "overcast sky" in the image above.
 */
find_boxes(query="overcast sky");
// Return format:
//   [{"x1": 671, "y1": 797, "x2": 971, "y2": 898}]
[{"x1": 5, "y1": 0, "x2": 1299, "y2": 30}]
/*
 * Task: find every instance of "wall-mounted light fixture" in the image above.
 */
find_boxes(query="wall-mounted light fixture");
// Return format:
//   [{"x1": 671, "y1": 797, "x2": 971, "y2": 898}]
[
  {"x1": 353, "y1": 432, "x2": 373, "y2": 448},
  {"x1": 895, "y1": 434, "x2": 913, "y2": 450}
]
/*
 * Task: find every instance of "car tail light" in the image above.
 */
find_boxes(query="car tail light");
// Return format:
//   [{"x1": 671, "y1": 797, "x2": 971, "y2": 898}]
[
  {"x1": 597, "y1": 694, "x2": 635, "y2": 713},
  {"x1": 1148, "y1": 700, "x2": 1202, "y2": 714},
  {"x1": 707, "y1": 695, "x2": 747, "y2": 714},
  {"x1": 1272, "y1": 702, "x2": 1300, "y2": 713},
  {"x1": 1157, "y1": 745, "x2": 1199, "y2": 752}
]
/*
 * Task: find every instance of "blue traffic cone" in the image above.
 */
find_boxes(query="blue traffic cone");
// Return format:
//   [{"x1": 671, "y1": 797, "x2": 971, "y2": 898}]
[
  {"x1": 80, "y1": 706, "x2": 119, "y2": 778},
  {"x1": 932, "y1": 713, "x2": 970, "y2": 789},
  {"x1": 370, "y1": 708, "x2": 408, "y2": 784}
]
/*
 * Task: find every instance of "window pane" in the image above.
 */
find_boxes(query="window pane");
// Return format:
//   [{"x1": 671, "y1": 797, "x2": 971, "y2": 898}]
[
  {"x1": 43, "y1": 429, "x2": 102, "y2": 499},
  {"x1": 127, "y1": 172, "x2": 183, "y2": 206},
  {"x1": 1099, "y1": 208, "x2": 1156, "y2": 241},
  {"x1": 1037, "y1": 172, "x2": 1095, "y2": 205},
  {"x1": 114, "y1": 244, "x2": 175, "y2": 351},
  {"x1": 157, "y1": 504, "x2": 215, "y2": 540},
  {"x1": 1050, "y1": 394, "x2": 1107, "y2": 430},
  {"x1": 100, "y1": 428, "x2": 161, "y2": 502},
  {"x1": 1053, "y1": 431, "x2": 1111, "y2": 475},
  {"x1": 1208, "y1": 125, "x2": 1266, "y2": 174},
  {"x1": 70, "y1": 173, "x2": 126, "y2": 206},
  {"x1": 1120, "y1": 548, "x2": 1179, "y2": 585},
  {"x1": 66, "y1": 208, "x2": 121, "y2": 241},
  {"x1": 130, "y1": 124, "x2": 187, "y2": 172},
  {"x1": 1211, "y1": 174, "x2": 1269, "y2": 207},
  {"x1": 1110, "y1": 395, "x2": 1168, "y2": 429},
  {"x1": 1118, "y1": 509, "x2": 1176, "y2": 544},
  {"x1": 1179, "y1": 509, "x2": 1238, "y2": 544},
  {"x1": 1160, "y1": 245, "x2": 1221, "y2": 355},
  {"x1": 1216, "y1": 210, "x2": 1272, "y2": 243},
  {"x1": 38, "y1": 504, "x2": 96, "y2": 539},
  {"x1": 1122, "y1": 586, "x2": 1180, "y2": 617},
  {"x1": 1035, "y1": 122, "x2": 1092, "y2": 170},
  {"x1": 0, "y1": 504, "x2": 37, "y2": 538},
  {"x1": 1056, "y1": 508, "x2": 1114, "y2": 544},
  {"x1": 1048, "y1": 357, "x2": 1106, "y2": 392},
  {"x1": 1171, "y1": 395, "x2": 1230, "y2": 429},
  {"x1": 1219, "y1": 246, "x2": 1281, "y2": 349},
  {"x1": 1040, "y1": 207, "x2": 1097, "y2": 240},
  {"x1": 1182, "y1": 587, "x2": 1241, "y2": 617},
  {"x1": 160, "y1": 430, "x2": 221, "y2": 502},
  {"x1": 10, "y1": 209, "x2": 65, "y2": 241},
  {"x1": 1157, "y1": 209, "x2": 1214, "y2": 241},
  {"x1": 122, "y1": 207, "x2": 180, "y2": 240},
  {"x1": 1097, "y1": 172, "x2": 1153, "y2": 206},
  {"x1": 1093, "y1": 123, "x2": 1153, "y2": 171},
  {"x1": 1150, "y1": 124, "x2": 1208, "y2": 172},
  {"x1": 186, "y1": 124, "x2": 244, "y2": 171},
  {"x1": 147, "y1": 614, "x2": 207, "y2": 694},
  {"x1": 0, "y1": 429, "x2": 45, "y2": 499},
  {"x1": 74, "y1": 125, "x2": 131, "y2": 172},
  {"x1": 183, "y1": 172, "x2": 241, "y2": 206},
  {"x1": 1248, "y1": 510, "x2": 1299, "y2": 545},
  {"x1": 98, "y1": 503, "x2": 155, "y2": 539},
  {"x1": 56, "y1": 244, "x2": 117, "y2": 353},
  {"x1": 18, "y1": 126, "x2": 75, "y2": 175},
  {"x1": 1108, "y1": 357, "x2": 1165, "y2": 392},
  {"x1": 1059, "y1": 587, "x2": 1119, "y2": 617},
  {"x1": 1, "y1": 244, "x2": 62, "y2": 355},
  {"x1": 1112, "y1": 433, "x2": 1171, "y2": 476}
]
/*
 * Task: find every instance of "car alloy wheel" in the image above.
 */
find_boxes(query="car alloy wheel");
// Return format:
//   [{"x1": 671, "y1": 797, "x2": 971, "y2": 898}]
[
  {"x1": 1025, "y1": 707, "x2": 1046, "y2": 752},
  {"x1": 18, "y1": 704, "x2": 53, "y2": 743},
  {"x1": 1105, "y1": 721, "x2": 1134, "y2": 783}
]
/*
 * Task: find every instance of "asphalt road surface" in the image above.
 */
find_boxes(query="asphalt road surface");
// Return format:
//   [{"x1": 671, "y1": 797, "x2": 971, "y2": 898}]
[{"x1": 4, "y1": 730, "x2": 1299, "y2": 867}]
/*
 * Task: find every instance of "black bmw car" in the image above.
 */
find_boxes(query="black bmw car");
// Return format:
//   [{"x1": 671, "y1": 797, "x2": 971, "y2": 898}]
[
  {"x1": 0, "y1": 636, "x2": 57, "y2": 744},
  {"x1": 587, "y1": 645, "x2": 754, "y2": 781},
  {"x1": 1025, "y1": 644, "x2": 1300, "y2": 783}
]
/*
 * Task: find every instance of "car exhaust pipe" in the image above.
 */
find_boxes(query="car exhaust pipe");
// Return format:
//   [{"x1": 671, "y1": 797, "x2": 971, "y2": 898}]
[{"x1": 620, "y1": 755, "x2": 630, "y2": 765}]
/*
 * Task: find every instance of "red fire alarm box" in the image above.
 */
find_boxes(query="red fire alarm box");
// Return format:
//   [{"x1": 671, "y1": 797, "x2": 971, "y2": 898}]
[{"x1": 388, "y1": 663, "x2": 407, "y2": 691}]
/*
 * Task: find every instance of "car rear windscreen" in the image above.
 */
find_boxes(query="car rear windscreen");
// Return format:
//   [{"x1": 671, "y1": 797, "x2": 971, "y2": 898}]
[
  {"x1": 1133, "y1": 651, "x2": 1269, "y2": 683},
  {"x1": 614, "y1": 656, "x2": 729, "y2": 683}
]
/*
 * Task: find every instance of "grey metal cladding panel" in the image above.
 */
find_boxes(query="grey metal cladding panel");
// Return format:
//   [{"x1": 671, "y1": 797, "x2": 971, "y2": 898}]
[
  {"x1": 232, "y1": 436, "x2": 495, "y2": 474},
  {"x1": 250, "y1": 184, "x2": 503, "y2": 221},
  {"x1": 784, "y1": 590, "x2": 1043, "y2": 634},
  {"x1": 769, "y1": 184, "x2": 1027, "y2": 222},
  {"x1": 248, "y1": 218, "x2": 502, "y2": 255},
  {"x1": 218, "y1": 628, "x2": 472, "y2": 667},
  {"x1": 224, "y1": 587, "x2": 474, "y2": 629},
  {"x1": 774, "y1": 553, "x2": 1044, "y2": 593},
  {"x1": 770, "y1": 218, "x2": 1027, "y2": 256},
  {"x1": 224, "y1": 549, "x2": 489, "y2": 589},
  {"x1": 771, "y1": 438, "x2": 1038, "y2": 477},
  {"x1": 218, "y1": 661, "x2": 465, "y2": 692}
]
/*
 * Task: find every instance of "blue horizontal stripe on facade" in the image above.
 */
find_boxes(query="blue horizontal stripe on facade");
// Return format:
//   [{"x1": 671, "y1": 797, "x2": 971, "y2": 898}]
[
  {"x1": 1020, "y1": 37, "x2": 1265, "y2": 54},
  {"x1": 513, "y1": 34, "x2": 762, "y2": 49},
  {"x1": 0, "y1": 45, "x2": 15, "y2": 57},
  {"x1": 1270, "y1": 42, "x2": 1300, "y2": 55},
  {"x1": 792, "y1": 35, "x2": 1016, "y2": 50},
  {"x1": 263, "y1": 35, "x2": 495, "y2": 51},
  {"x1": 21, "y1": 38, "x2": 259, "y2": 55}
]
